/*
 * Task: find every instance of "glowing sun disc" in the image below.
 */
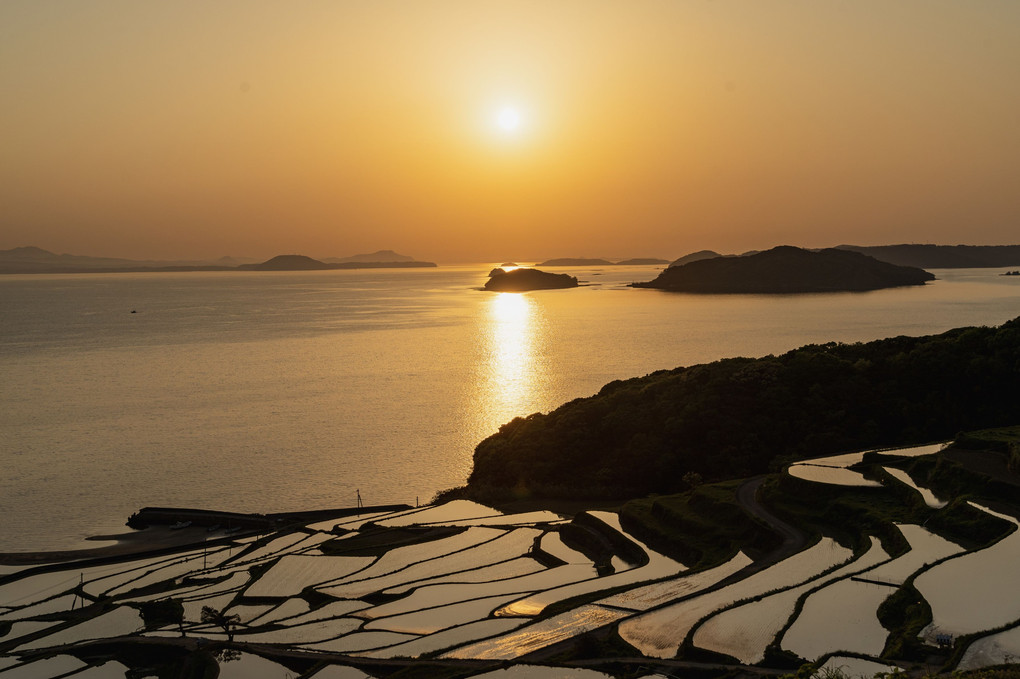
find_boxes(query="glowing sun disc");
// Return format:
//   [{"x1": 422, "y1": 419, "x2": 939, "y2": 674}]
[{"x1": 497, "y1": 108, "x2": 521, "y2": 131}]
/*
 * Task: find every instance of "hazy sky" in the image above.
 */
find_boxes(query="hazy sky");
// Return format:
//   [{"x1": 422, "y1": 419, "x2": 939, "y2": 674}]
[{"x1": 2, "y1": 1, "x2": 1019, "y2": 263}]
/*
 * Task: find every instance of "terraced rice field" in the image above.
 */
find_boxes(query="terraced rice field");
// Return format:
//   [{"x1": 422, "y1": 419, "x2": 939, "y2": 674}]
[
  {"x1": 958, "y1": 625, "x2": 1020, "y2": 671},
  {"x1": 618, "y1": 538, "x2": 852, "y2": 658},
  {"x1": 915, "y1": 503, "x2": 1020, "y2": 638},
  {"x1": 881, "y1": 467, "x2": 947, "y2": 508},
  {"x1": 692, "y1": 538, "x2": 890, "y2": 664},
  {"x1": 787, "y1": 443, "x2": 947, "y2": 487},
  {"x1": 781, "y1": 575, "x2": 896, "y2": 659},
  {"x1": 2, "y1": 443, "x2": 1018, "y2": 678}
]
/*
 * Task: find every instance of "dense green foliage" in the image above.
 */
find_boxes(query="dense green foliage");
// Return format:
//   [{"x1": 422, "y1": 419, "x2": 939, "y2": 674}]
[{"x1": 465, "y1": 318, "x2": 1020, "y2": 500}]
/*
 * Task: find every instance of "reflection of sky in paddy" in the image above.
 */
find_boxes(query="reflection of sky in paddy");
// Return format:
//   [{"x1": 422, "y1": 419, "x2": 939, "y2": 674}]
[
  {"x1": 915, "y1": 503, "x2": 1020, "y2": 637},
  {"x1": 694, "y1": 538, "x2": 889, "y2": 664},
  {"x1": 5, "y1": 497, "x2": 1018, "y2": 672}
]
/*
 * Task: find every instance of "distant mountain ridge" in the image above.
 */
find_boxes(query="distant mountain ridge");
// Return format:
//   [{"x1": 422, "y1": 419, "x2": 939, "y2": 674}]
[
  {"x1": 0, "y1": 247, "x2": 434, "y2": 274},
  {"x1": 837, "y1": 244, "x2": 1020, "y2": 268},
  {"x1": 239, "y1": 254, "x2": 436, "y2": 271},
  {"x1": 0, "y1": 246, "x2": 225, "y2": 272},
  {"x1": 323, "y1": 249, "x2": 415, "y2": 264},
  {"x1": 240, "y1": 255, "x2": 329, "y2": 271},
  {"x1": 635, "y1": 245, "x2": 934, "y2": 293},
  {"x1": 666, "y1": 244, "x2": 1020, "y2": 270},
  {"x1": 668, "y1": 250, "x2": 723, "y2": 267},
  {"x1": 537, "y1": 257, "x2": 669, "y2": 266}
]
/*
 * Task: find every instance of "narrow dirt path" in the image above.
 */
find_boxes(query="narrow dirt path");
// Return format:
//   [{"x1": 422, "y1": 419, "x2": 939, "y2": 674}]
[{"x1": 736, "y1": 475, "x2": 809, "y2": 566}]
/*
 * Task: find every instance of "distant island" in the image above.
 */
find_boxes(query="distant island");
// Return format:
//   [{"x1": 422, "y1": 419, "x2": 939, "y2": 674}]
[
  {"x1": 668, "y1": 250, "x2": 723, "y2": 267},
  {"x1": 238, "y1": 254, "x2": 436, "y2": 271},
  {"x1": 537, "y1": 257, "x2": 669, "y2": 266},
  {"x1": 634, "y1": 245, "x2": 934, "y2": 293},
  {"x1": 484, "y1": 267, "x2": 579, "y2": 292},
  {"x1": 668, "y1": 244, "x2": 1020, "y2": 270},
  {"x1": 615, "y1": 257, "x2": 670, "y2": 265},
  {"x1": 451, "y1": 317, "x2": 1020, "y2": 502},
  {"x1": 837, "y1": 244, "x2": 1020, "y2": 268},
  {"x1": 0, "y1": 247, "x2": 435, "y2": 274},
  {"x1": 322, "y1": 249, "x2": 415, "y2": 264},
  {"x1": 537, "y1": 257, "x2": 614, "y2": 266}
]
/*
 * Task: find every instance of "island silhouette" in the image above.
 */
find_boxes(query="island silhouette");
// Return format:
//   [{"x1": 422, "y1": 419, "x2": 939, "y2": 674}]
[
  {"x1": 537, "y1": 257, "x2": 669, "y2": 266},
  {"x1": 238, "y1": 254, "x2": 436, "y2": 271},
  {"x1": 484, "y1": 267, "x2": 579, "y2": 292},
  {"x1": 635, "y1": 245, "x2": 934, "y2": 293},
  {"x1": 0, "y1": 247, "x2": 436, "y2": 274}
]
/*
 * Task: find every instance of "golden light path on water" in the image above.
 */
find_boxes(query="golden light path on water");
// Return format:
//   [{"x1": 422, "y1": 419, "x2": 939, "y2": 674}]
[{"x1": 475, "y1": 291, "x2": 546, "y2": 440}]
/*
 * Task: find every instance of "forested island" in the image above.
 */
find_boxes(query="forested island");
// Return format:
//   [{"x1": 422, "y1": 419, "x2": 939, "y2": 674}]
[
  {"x1": 451, "y1": 317, "x2": 1020, "y2": 502},
  {"x1": 665, "y1": 244, "x2": 1020, "y2": 270},
  {"x1": 485, "y1": 267, "x2": 579, "y2": 291},
  {"x1": 635, "y1": 246, "x2": 934, "y2": 293}
]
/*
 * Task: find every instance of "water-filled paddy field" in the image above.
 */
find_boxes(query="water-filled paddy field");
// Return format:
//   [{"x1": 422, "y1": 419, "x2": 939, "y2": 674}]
[{"x1": 2, "y1": 442, "x2": 1020, "y2": 677}]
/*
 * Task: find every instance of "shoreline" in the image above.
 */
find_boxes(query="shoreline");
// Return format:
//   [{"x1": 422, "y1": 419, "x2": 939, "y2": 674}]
[
  {"x1": 0, "y1": 525, "x2": 240, "y2": 566},
  {"x1": 0, "y1": 503, "x2": 412, "y2": 567}
]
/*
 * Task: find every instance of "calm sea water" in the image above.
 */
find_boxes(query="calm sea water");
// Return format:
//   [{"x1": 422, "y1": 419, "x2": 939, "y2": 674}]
[{"x1": 1, "y1": 264, "x2": 1018, "y2": 552}]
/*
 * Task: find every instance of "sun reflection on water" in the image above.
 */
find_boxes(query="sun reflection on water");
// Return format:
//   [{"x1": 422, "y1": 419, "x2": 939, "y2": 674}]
[{"x1": 480, "y1": 292, "x2": 543, "y2": 431}]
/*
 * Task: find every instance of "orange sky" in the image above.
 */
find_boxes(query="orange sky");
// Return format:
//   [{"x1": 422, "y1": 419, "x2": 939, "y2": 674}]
[{"x1": 2, "y1": 1, "x2": 1019, "y2": 263}]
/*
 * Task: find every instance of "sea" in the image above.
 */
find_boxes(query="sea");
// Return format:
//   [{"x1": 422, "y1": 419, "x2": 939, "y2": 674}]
[{"x1": 1, "y1": 264, "x2": 1019, "y2": 552}]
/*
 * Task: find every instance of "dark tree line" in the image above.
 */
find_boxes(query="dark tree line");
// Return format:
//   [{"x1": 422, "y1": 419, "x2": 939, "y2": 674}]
[{"x1": 464, "y1": 318, "x2": 1020, "y2": 500}]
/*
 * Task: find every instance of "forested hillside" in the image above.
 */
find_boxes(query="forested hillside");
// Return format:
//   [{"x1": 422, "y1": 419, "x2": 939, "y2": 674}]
[{"x1": 462, "y1": 318, "x2": 1020, "y2": 500}]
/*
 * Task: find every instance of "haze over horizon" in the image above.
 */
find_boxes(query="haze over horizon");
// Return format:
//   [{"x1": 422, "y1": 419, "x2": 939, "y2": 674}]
[{"x1": 3, "y1": 2, "x2": 1019, "y2": 263}]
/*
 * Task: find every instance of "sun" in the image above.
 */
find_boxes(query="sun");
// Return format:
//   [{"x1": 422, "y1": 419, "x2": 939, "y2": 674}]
[{"x1": 496, "y1": 107, "x2": 522, "y2": 132}]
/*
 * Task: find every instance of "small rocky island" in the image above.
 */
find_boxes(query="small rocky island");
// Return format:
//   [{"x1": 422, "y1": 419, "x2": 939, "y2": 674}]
[
  {"x1": 633, "y1": 245, "x2": 935, "y2": 293},
  {"x1": 484, "y1": 267, "x2": 579, "y2": 292}
]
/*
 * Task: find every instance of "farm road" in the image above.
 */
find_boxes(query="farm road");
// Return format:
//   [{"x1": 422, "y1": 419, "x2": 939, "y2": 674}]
[{"x1": 736, "y1": 475, "x2": 809, "y2": 567}]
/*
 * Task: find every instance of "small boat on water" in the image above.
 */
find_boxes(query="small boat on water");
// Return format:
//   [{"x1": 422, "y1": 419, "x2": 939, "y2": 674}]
[{"x1": 170, "y1": 520, "x2": 192, "y2": 530}]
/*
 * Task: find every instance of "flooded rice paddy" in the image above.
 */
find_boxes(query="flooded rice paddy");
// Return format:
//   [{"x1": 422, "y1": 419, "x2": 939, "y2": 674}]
[
  {"x1": 619, "y1": 538, "x2": 851, "y2": 658},
  {"x1": 693, "y1": 538, "x2": 890, "y2": 664},
  {"x1": 598, "y1": 551, "x2": 752, "y2": 612},
  {"x1": 915, "y1": 503, "x2": 1020, "y2": 638},
  {"x1": 882, "y1": 467, "x2": 948, "y2": 508},
  {"x1": 2, "y1": 442, "x2": 1019, "y2": 677},
  {"x1": 958, "y1": 625, "x2": 1020, "y2": 671},
  {"x1": 786, "y1": 464, "x2": 883, "y2": 487},
  {"x1": 496, "y1": 513, "x2": 685, "y2": 617},
  {"x1": 781, "y1": 576, "x2": 895, "y2": 659},
  {"x1": 865, "y1": 524, "x2": 962, "y2": 586},
  {"x1": 787, "y1": 443, "x2": 948, "y2": 487}
]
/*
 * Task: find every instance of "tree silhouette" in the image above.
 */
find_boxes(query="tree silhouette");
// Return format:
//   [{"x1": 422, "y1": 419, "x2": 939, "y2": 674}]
[
  {"x1": 200, "y1": 605, "x2": 240, "y2": 641},
  {"x1": 140, "y1": 599, "x2": 185, "y2": 637}
]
